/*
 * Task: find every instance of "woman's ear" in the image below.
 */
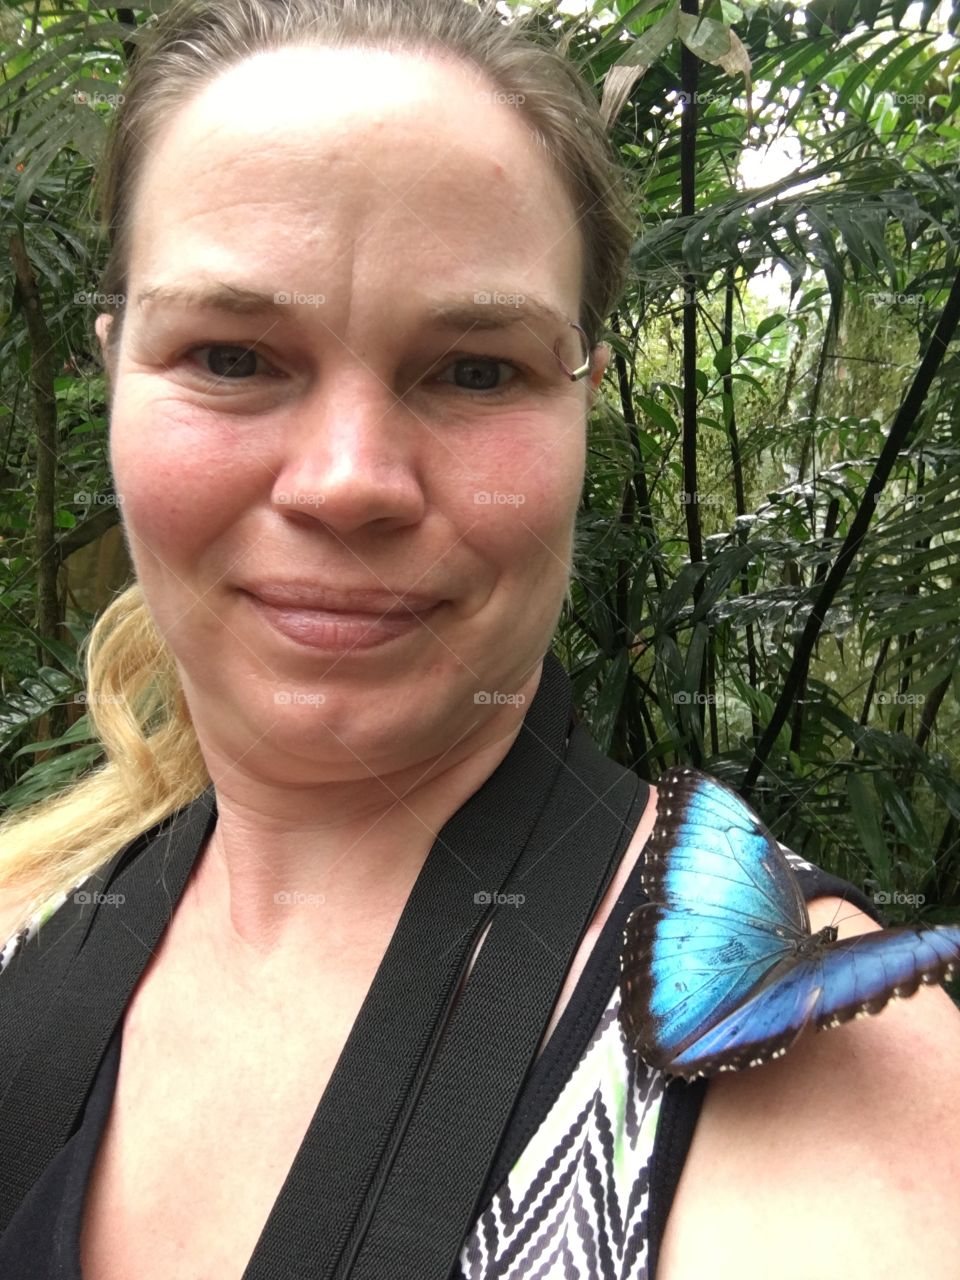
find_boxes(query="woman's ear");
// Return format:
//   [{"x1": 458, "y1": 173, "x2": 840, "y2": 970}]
[
  {"x1": 94, "y1": 312, "x2": 112, "y2": 358},
  {"x1": 587, "y1": 342, "x2": 610, "y2": 409},
  {"x1": 94, "y1": 313, "x2": 116, "y2": 395}
]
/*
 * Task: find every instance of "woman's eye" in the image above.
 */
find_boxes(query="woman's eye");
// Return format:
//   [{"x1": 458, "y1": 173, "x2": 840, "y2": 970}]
[
  {"x1": 186, "y1": 345, "x2": 270, "y2": 380},
  {"x1": 180, "y1": 346, "x2": 525, "y2": 397},
  {"x1": 432, "y1": 356, "x2": 522, "y2": 397}
]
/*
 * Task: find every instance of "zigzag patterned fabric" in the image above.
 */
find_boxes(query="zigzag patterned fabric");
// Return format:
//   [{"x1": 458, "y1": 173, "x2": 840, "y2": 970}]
[
  {"x1": 454, "y1": 992, "x2": 665, "y2": 1280},
  {"x1": 452, "y1": 844, "x2": 819, "y2": 1279}
]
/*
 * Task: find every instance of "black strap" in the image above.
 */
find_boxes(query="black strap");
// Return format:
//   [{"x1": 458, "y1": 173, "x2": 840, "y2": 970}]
[
  {"x1": 323, "y1": 725, "x2": 640, "y2": 1279},
  {"x1": 0, "y1": 789, "x2": 214, "y2": 1211},
  {"x1": 0, "y1": 651, "x2": 643, "y2": 1280},
  {"x1": 0, "y1": 814, "x2": 178, "y2": 1086}
]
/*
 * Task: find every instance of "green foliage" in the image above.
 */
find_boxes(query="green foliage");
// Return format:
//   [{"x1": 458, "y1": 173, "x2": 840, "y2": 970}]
[{"x1": 2, "y1": 0, "x2": 960, "y2": 938}]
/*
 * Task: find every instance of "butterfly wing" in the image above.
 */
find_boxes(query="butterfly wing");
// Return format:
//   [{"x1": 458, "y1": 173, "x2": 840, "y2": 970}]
[
  {"x1": 663, "y1": 956, "x2": 824, "y2": 1077},
  {"x1": 620, "y1": 767, "x2": 811, "y2": 1070},
  {"x1": 658, "y1": 768, "x2": 810, "y2": 933},
  {"x1": 810, "y1": 925, "x2": 960, "y2": 1027},
  {"x1": 653, "y1": 925, "x2": 960, "y2": 1078}
]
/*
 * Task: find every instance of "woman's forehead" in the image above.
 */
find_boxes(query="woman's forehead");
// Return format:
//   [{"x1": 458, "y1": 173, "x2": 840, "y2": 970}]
[
  {"x1": 141, "y1": 44, "x2": 555, "y2": 190},
  {"x1": 126, "y1": 46, "x2": 584, "y2": 317}
]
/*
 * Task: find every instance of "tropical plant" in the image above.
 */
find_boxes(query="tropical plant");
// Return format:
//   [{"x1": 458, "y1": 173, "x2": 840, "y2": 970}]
[{"x1": 2, "y1": 0, "x2": 959, "y2": 930}]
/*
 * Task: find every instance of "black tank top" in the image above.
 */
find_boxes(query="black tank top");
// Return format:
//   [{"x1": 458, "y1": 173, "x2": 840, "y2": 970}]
[
  {"x1": 0, "y1": 1018, "x2": 121, "y2": 1278},
  {"x1": 0, "y1": 823, "x2": 875, "y2": 1278}
]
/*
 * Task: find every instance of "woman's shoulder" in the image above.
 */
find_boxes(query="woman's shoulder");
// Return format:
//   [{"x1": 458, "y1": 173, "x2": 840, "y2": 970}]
[
  {"x1": 0, "y1": 788, "x2": 215, "y2": 984},
  {"x1": 458, "y1": 792, "x2": 912, "y2": 1278},
  {"x1": 657, "y1": 892, "x2": 960, "y2": 1280}
]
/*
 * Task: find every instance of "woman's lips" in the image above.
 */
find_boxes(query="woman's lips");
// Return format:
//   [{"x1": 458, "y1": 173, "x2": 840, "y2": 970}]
[{"x1": 243, "y1": 591, "x2": 441, "y2": 651}]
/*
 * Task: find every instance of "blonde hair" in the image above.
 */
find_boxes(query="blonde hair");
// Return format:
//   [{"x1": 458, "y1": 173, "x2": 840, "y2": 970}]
[{"x1": 0, "y1": 0, "x2": 634, "y2": 932}]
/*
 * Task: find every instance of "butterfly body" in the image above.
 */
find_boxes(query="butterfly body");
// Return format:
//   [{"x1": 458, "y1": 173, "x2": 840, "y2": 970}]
[{"x1": 619, "y1": 767, "x2": 960, "y2": 1080}]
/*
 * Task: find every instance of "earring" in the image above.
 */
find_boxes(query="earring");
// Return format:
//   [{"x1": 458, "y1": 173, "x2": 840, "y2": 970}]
[{"x1": 554, "y1": 321, "x2": 591, "y2": 381}]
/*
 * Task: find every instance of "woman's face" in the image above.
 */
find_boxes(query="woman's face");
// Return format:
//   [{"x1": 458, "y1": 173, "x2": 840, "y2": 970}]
[{"x1": 97, "y1": 46, "x2": 607, "y2": 783}]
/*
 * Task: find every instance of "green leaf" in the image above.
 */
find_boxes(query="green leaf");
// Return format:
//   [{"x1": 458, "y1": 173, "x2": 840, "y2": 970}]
[
  {"x1": 0, "y1": 668, "x2": 76, "y2": 749},
  {"x1": 874, "y1": 774, "x2": 933, "y2": 860},
  {"x1": 683, "y1": 621, "x2": 709, "y2": 691},
  {"x1": 834, "y1": 35, "x2": 906, "y2": 112},
  {"x1": 677, "y1": 11, "x2": 731, "y2": 63},
  {"x1": 692, "y1": 546, "x2": 754, "y2": 621},
  {"x1": 656, "y1": 560, "x2": 709, "y2": 631},
  {"x1": 589, "y1": 0, "x2": 674, "y2": 61},
  {"x1": 756, "y1": 313, "x2": 785, "y2": 339},
  {"x1": 608, "y1": 4, "x2": 679, "y2": 72},
  {"x1": 591, "y1": 648, "x2": 630, "y2": 754},
  {"x1": 729, "y1": 371, "x2": 765, "y2": 393},
  {"x1": 729, "y1": 672, "x2": 787, "y2": 751},
  {"x1": 0, "y1": 743, "x2": 105, "y2": 813},
  {"x1": 845, "y1": 772, "x2": 892, "y2": 884},
  {"x1": 865, "y1": 36, "x2": 939, "y2": 112},
  {"x1": 637, "y1": 394, "x2": 677, "y2": 433}
]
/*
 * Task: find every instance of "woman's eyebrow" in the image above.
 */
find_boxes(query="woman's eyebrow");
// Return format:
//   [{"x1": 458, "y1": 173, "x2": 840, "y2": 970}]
[
  {"x1": 425, "y1": 295, "x2": 570, "y2": 334},
  {"x1": 133, "y1": 281, "x2": 569, "y2": 333}
]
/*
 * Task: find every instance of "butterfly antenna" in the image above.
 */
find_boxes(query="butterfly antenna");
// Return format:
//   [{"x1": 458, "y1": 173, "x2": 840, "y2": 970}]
[
  {"x1": 830, "y1": 903, "x2": 872, "y2": 932},
  {"x1": 822, "y1": 890, "x2": 856, "y2": 931}
]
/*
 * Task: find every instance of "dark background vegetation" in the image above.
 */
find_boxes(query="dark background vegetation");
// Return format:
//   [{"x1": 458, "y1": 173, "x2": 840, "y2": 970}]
[{"x1": 2, "y1": 0, "x2": 959, "y2": 928}]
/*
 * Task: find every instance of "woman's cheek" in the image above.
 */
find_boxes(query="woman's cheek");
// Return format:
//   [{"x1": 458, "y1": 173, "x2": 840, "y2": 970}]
[
  {"x1": 110, "y1": 392, "x2": 253, "y2": 560},
  {"x1": 465, "y1": 469, "x2": 579, "y2": 594},
  {"x1": 450, "y1": 413, "x2": 584, "y2": 518}
]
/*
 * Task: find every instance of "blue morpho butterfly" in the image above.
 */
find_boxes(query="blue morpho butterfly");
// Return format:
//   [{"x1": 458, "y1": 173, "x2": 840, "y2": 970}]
[{"x1": 619, "y1": 766, "x2": 960, "y2": 1081}]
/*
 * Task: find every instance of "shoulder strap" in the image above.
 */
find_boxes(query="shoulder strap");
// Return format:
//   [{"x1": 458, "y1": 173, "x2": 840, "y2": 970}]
[
  {"x1": 0, "y1": 651, "x2": 641, "y2": 1280},
  {"x1": 285, "y1": 722, "x2": 641, "y2": 1279},
  {"x1": 0, "y1": 791, "x2": 217, "y2": 1087}
]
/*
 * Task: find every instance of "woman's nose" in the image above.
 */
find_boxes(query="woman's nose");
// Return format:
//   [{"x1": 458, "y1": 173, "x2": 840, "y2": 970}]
[{"x1": 270, "y1": 379, "x2": 427, "y2": 534}]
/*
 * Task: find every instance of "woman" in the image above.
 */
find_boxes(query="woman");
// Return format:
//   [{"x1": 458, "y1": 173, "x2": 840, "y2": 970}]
[{"x1": 1, "y1": 1, "x2": 958, "y2": 1276}]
